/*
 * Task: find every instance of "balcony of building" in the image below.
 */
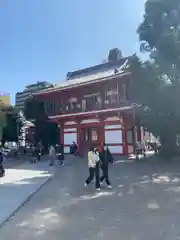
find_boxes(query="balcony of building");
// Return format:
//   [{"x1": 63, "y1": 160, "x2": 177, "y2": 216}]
[{"x1": 44, "y1": 91, "x2": 128, "y2": 117}]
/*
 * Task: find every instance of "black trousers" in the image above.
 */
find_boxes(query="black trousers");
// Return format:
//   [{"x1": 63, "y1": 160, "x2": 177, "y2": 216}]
[
  {"x1": 0, "y1": 163, "x2": 5, "y2": 177},
  {"x1": 86, "y1": 164, "x2": 100, "y2": 189},
  {"x1": 100, "y1": 164, "x2": 111, "y2": 186},
  {"x1": 37, "y1": 153, "x2": 41, "y2": 161},
  {"x1": 57, "y1": 154, "x2": 64, "y2": 165}
]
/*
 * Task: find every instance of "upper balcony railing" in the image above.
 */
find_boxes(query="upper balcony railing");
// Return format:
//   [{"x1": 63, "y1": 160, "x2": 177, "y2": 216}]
[
  {"x1": 44, "y1": 98, "x2": 128, "y2": 117},
  {"x1": 44, "y1": 83, "x2": 128, "y2": 116}
]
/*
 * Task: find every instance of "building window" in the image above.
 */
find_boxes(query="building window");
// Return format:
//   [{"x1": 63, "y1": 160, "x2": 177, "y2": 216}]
[
  {"x1": 67, "y1": 97, "x2": 78, "y2": 112},
  {"x1": 105, "y1": 88, "x2": 118, "y2": 104},
  {"x1": 82, "y1": 99, "x2": 86, "y2": 111},
  {"x1": 119, "y1": 84, "x2": 126, "y2": 102},
  {"x1": 44, "y1": 99, "x2": 55, "y2": 115},
  {"x1": 69, "y1": 97, "x2": 77, "y2": 103},
  {"x1": 54, "y1": 100, "x2": 62, "y2": 114},
  {"x1": 45, "y1": 99, "x2": 64, "y2": 115},
  {"x1": 83, "y1": 93, "x2": 101, "y2": 110},
  {"x1": 92, "y1": 129, "x2": 98, "y2": 141},
  {"x1": 127, "y1": 130, "x2": 133, "y2": 144}
]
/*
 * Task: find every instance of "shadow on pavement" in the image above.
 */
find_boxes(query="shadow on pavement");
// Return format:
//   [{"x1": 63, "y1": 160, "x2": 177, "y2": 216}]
[{"x1": 1, "y1": 156, "x2": 180, "y2": 239}]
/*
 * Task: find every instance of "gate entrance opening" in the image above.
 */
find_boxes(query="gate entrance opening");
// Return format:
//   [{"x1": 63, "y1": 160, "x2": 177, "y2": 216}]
[{"x1": 80, "y1": 126, "x2": 100, "y2": 153}]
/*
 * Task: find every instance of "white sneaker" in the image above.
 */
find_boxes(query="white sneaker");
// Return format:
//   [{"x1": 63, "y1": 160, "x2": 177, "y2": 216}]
[
  {"x1": 96, "y1": 188, "x2": 100, "y2": 191},
  {"x1": 84, "y1": 183, "x2": 87, "y2": 188},
  {"x1": 107, "y1": 185, "x2": 112, "y2": 189}
]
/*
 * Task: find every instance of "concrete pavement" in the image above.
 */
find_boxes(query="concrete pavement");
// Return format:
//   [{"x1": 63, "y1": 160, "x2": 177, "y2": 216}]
[
  {"x1": 1, "y1": 157, "x2": 180, "y2": 239},
  {"x1": 0, "y1": 161, "x2": 55, "y2": 227}
]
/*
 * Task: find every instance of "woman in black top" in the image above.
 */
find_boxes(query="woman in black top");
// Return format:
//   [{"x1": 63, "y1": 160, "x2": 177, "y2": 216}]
[
  {"x1": 56, "y1": 144, "x2": 64, "y2": 166},
  {"x1": 99, "y1": 143, "x2": 114, "y2": 188}
]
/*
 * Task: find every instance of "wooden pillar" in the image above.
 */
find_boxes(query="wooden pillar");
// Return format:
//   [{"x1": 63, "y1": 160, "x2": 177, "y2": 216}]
[
  {"x1": 122, "y1": 117, "x2": 128, "y2": 155},
  {"x1": 77, "y1": 122, "x2": 80, "y2": 151},
  {"x1": 100, "y1": 92, "x2": 105, "y2": 109},
  {"x1": 140, "y1": 126, "x2": 144, "y2": 142},
  {"x1": 100, "y1": 118, "x2": 104, "y2": 146},
  {"x1": 97, "y1": 115, "x2": 104, "y2": 148},
  {"x1": 75, "y1": 117, "x2": 81, "y2": 152},
  {"x1": 59, "y1": 121, "x2": 64, "y2": 145},
  {"x1": 137, "y1": 126, "x2": 141, "y2": 142},
  {"x1": 132, "y1": 110, "x2": 137, "y2": 153}
]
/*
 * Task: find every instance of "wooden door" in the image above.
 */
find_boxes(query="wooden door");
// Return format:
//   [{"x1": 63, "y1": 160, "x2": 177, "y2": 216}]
[
  {"x1": 80, "y1": 127, "x2": 100, "y2": 154},
  {"x1": 90, "y1": 127, "x2": 100, "y2": 148}
]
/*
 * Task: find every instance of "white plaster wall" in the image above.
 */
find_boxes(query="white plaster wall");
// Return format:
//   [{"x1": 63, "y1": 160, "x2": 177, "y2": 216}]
[
  {"x1": 105, "y1": 130, "x2": 122, "y2": 144},
  {"x1": 127, "y1": 130, "x2": 133, "y2": 144},
  {"x1": 108, "y1": 145, "x2": 123, "y2": 154},
  {"x1": 64, "y1": 133, "x2": 77, "y2": 145},
  {"x1": 81, "y1": 119, "x2": 99, "y2": 124},
  {"x1": 140, "y1": 126, "x2": 144, "y2": 142},
  {"x1": 104, "y1": 124, "x2": 122, "y2": 130},
  {"x1": 64, "y1": 146, "x2": 70, "y2": 154},
  {"x1": 64, "y1": 121, "x2": 76, "y2": 125},
  {"x1": 64, "y1": 128, "x2": 77, "y2": 133},
  {"x1": 128, "y1": 145, "x2": 134, "y2": 154},
  {"x1": 105, "y1": 116, "x2": 120, "y2": 121}
]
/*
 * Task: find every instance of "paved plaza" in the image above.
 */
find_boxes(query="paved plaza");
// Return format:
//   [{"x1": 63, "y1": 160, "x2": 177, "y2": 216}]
[
  {"x1": 1, "y1": 157, "x2": 180, "y2": 239},
  {"x1": 0, "y1": 161, "x2": 55, "y2": 227}
]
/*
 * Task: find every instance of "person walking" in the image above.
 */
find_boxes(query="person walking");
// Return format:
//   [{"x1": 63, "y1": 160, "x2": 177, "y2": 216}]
[
  {"x1": 31, "y1": 145, "x2": 37, "y2": 163},
  {"x1": 135, "y1": 141, "x2": 146, "y2": 160},
  {"x1": 49, "y1": 144, "x2": 56, "y2": 166},
  {"x1": 85, "y1": 146, "x2": 100, "y2": 191},
  {"x1": 36, "y1": 143, "x2": 41, "y2": 161},
  {"x1": 99, "y1": 143, "x2": 114, "y2": 188},
  {"x1": 56, "y1": 144, "x2": 64, "y2": 167},
  {"x1": 0, "y1": 148, "x2": 5, "y2": 177}
]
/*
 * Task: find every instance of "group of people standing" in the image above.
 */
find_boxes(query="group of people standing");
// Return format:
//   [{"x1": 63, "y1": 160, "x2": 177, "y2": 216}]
[
  {"x1": 85, "y1": 143, "x2": 114, "y2": 191},
  {"x1": 30, "y1": 143, "x2": 65, "y2": 167},
  {"x1": 30, "y1": 143, "x2": 43, "y2": 163}
]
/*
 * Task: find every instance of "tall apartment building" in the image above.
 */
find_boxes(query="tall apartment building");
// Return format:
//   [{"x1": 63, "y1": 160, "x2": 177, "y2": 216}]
[{"x1": 15, "y1": 81, "x2": 53, "y2": 110}]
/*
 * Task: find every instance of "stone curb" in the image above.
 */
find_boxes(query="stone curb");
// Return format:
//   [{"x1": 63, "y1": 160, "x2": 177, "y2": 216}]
[{"x1": 0, "y1": 170, "x2": 56, "y2": 229}]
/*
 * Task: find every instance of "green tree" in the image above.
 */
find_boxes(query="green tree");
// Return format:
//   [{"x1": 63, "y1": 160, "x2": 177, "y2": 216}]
[
  {"x1": 127, "y1": 56, "x2": 180, "y2": 156},
  {"x1": 24, "y1": 96, "x2": 47, "y2": 144},
  {"x1": 2, "y1": 112, "x2": 21, "y2": 143},
  {"x1": 108, "y1": 48, "x2": 122, "y2": 62},
  {"x1": 131, "y1": 0, "x2": 180, "y2": 156},
  {"x1": 24, "y1": 97, "x2": 60, "y2": 149},
  {"x1": 138, "y1": 0, "x2": 180, "y2": 84},
  {"x1": 24, "y1": 96, "x2": 47, "y2": 121},
  {"x1": 0, "y1": 106, "x2": 21, "y2": 143},
  {"x1": 0, "y1": 108, "x2": 7, "y2": 141}
]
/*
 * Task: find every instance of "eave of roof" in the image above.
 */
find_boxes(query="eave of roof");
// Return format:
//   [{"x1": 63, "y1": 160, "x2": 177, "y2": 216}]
[
  {"x1": 67, "y1": 57, "x2": 129, "y2": 79},
  {"x1": 48, "y1": 104, "x2": 139, "y2": 120},
  {"x1": 33, "y1": 71, "x2": 131, "y2": 96}
]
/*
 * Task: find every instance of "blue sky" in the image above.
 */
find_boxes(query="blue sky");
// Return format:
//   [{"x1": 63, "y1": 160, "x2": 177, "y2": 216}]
[{"x1": 0, "y1": 0, "x2": 146, "y2": 104}]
